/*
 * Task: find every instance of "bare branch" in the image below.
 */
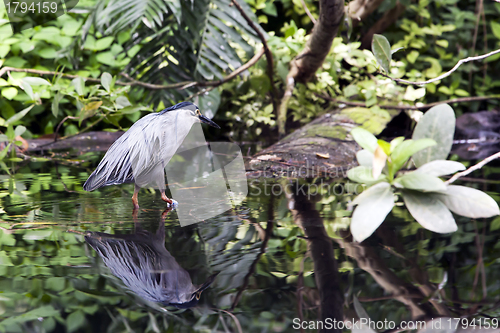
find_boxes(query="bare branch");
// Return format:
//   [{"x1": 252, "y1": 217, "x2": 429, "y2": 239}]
[
  {"x1": 317, "y1": 93, "x2": 500, "y2": 110},
  {"x1": 0, "y1": 47, "x2": 266, "y2": 91},
  {"x1": 381, "y1": 48, "x2": 500, "y2": 85},
  {"x1": 300, "y1": 0, "x2": 317, "y2": 24},
  {"x1": 445, "y1": 151, "x2": 500, "y2": 185},
  {"x1": 231, "y1": 0, "x2": 278, "y2": 114}
]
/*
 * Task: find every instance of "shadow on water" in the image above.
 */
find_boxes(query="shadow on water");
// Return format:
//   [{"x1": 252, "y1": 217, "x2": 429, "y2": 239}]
[{"x1": 1, "y1": 162, "x2": 500, "y2": 332}]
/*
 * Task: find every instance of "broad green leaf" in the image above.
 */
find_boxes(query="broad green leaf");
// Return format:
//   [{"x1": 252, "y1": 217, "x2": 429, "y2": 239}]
[
  {"x1": 0, "y1": 144, "x2": 11, "y2": 161},
  {"x1": 372, "y1": 34, "x2": 391, "y2": 73},
  {"x1": 23, "y1": 77, "x2": 51, "y2": 86},
  {"x1": 377, "y1": 139, "x2": 391, "y2": 155},
  {"x1": 101, "y1": 72, "x2": 112, "y2": 92},
  {"x1": 0, "y1": 134, "x2": 8, "y2": 142},
  {"x1": 351, "y1": 127, "x2": 378, "y2": 153},
  {"x1": 350, "y1": 182, "x2": 394, "y2": 242},
  {"x1": 14, "y1": 125, "x2": 26, "y2": 137},
  {"x1": 394, "y1": 172, "x2": 446, "y2": 192},
  {"x1": 436, "y1": 185, "x2": 500, "y2": 218},
  {"x1": 390, "y1": 139, "x2": 436, "y2": 174},
  {"x1": 0, "y1": 305, "x2": 59, "y2": 327},
  {"x1": 412, "y1": 104, "x2": 455, "y2": 167},
  {"x1": 52, "y1": 91, "x2": 63, "y2": 118},
  {"x1": 492, "y1": 21, "x2": 500, "y2": 40},
  {"x1": 1, "y1": 87, "x2": 18, "y2": 100},
  {"x1": 118, "y1": 105, "x2": 144, "y2": 114},
  {"x1": 115, "y1": 96, "x2": 131, "y2": 108},
  {"x1": 71, "y1": 77, "x2": 85, "y2": 96},
  {"x1": 79, "y1": 101, "x2": 102, "y2": 125},
  {"x1": 347, "y1": 166, "x2": 387, "y2": 185},
  {"x1": 402, "y1": 190, "x2": 457, "y2": 233},
  {"x1": 67, "y1": 310, "x2": 85, "y2": 333},
  {"x1": 5, "y1": 105, "x2": 34, "y2": 126},
  {"x1": 19, "y1": 80, "x2": 34, "y2": 100},
  {"x1": 415, "y1": 160, "x2": 465, "y2": 177},
  {"x1": 356, "y1": 149, "x2": 373, "y2": 167},
  {"x1": 390, "y1": 136, "x2": 405, "y2": 153}
]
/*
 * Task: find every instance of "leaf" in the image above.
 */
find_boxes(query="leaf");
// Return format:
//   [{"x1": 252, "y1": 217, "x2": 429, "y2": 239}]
[
  {"x1": 394, "y1": 172, "x2": 446, "y2": 192},
  {"x1": 353, "y1": 295, "x2": 370, "y2": 320},
  {"x1": 5, "y1": 105, "x2": 34, "y2": 126},
  {"x1": 492, "y1": 21, "x2": 500, "y2": 40},
  {"x1": 71, "y1": 77, "x2": 85, "y2": 96},
  {"x1": 52, "y1": 91, "x2": 63, "y2": 118},
  {"x1": 115, "y1": 96, "x2": 131, "y2": 108},
  {"x1": 0, "y1": 305, "x2": 59, "y2": 327},
  {"x1": 372, "y1": 34, "x2": 392, "y2": 73},
  {"x1": 390, "y1": 136, "x2": 405, "y2": 153},
  {"x1": 351, "y1": 127, "x2": 378, "y2": 153},
  {"x1": 79, "y1": 101, "x2": 103, "y2": 125},
  {"x1": 1, "y1": 87, "x2": 18, "y2": 100},
  {"x1": 0, "y1": 144, "x2": 11, "y2": 161},
  {"x1": 412, "y1": 104, "x2": 455, "y2": 167},
  {"x1": 390, "y1": 139, "x2": 436, "y2": 174},
  {"x1": 14, "y1": 125, "x2": 26, "y2": 137},
  {"x1": 415, "y1": 160, "x2": 465, "y2": 177},
  {"x1": 436, "y1": 185, "x2": 500, "y2": 218},
  {"x1": 347, "y1": 166, "x2": 387, "y2": 185},
  {"x1": 402, "y1": 190, "x2": 457, "y2": 233},
  {"x1": 350, "y1": 182, "x2": 394, "y2": 242},
  {"x1": 372, "y1": 146, "x2": 387, "y2": 179},
  {"x1": 66, "y1": 310, "x2": 86, "y2": 333},
  {"x1": 23, "y1": 77, "x2": 51, "y2": 86},
  {"x1": 356, "y1": 149, "x2": 373, "y2": 167},
  {"x1": 101, "y1": 72, "x2": 112, "y2": 92},
  {"x1": 19, "y1": 80, "x2": 34, "y2": 100}
]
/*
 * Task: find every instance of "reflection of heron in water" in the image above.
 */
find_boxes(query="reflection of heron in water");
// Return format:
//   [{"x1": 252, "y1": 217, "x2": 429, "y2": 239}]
[{"x1": 85, "y1": 210, "x2": 218, "y2": 308}]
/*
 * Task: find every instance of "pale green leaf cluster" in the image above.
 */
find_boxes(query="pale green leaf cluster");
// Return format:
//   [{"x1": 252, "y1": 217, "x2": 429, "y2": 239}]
[{"x1": 347, "y1": 104, "x2": 500, "y2": 242}]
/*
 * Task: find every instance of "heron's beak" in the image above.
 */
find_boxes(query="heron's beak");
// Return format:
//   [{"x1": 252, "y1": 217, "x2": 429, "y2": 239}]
[
  {"x1": 198, "y1": 114, "x2": 220, "y2": 129},
  {"x1": 196, "y1": 272, "x2": 219, "y2": 293}
]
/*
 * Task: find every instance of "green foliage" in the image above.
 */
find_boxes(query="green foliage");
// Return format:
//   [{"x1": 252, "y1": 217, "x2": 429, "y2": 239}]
[{"x1": 348, "y1": 104, "x2": 500, "y2": 242}]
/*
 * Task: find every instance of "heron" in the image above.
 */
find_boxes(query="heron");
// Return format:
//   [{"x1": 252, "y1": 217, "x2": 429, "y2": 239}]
[
  {"x1": 85, "y1": 211, "x2": 218, "y2": 308},
  {"x1": 83, "y1": 102, "x2": 220, "y2": 209}
]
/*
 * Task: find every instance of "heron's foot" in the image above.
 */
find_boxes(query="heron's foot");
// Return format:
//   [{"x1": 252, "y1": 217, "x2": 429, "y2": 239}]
[
  {"x1": 161, "y1": 192, "x2": 173, "y2": 204},
  {"x1": 161, "y1": 206, "x2": 173, "y2": 219},
  {"x1": 168, "y1": 199, "x2": 179, "y2": 209}
]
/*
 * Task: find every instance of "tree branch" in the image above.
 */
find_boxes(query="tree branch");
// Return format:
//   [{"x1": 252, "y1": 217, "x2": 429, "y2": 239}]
[
  {"x1": 317, "y1": 93, "x2": 500, "y2": 110},
  {"x1": 381, "y1": 48, "x2": 500, "y2": 85},
  {"x1": 0, "y1": 47, "x2": 266, "y2": 91},
  {"x1": 445, "y1": 151, "x2": 500, "y2": 185},
  {"x1": 231, "y1": 0, "x2": 278, "y2": 115}
]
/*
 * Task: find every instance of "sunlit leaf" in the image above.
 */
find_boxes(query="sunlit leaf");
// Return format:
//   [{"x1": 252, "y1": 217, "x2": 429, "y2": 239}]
[
  {"x1": 402, "y1": 190, "x2": 457, "y2": 233},
  {"x1": 71, "y1": 77, "x2": 85, "y2": 96},
  {"x1": 372, "y1": 34, "x2": 391, "y2": 73},
  {"x1": 14, "y1": 125, "x2": 26, "y2": 137},
  {"x1": 5, "y1": 104, "x2": 34, "y2": 126},
  {"x1": 415, "y1": 160, "x2": 465, "y2": 177},
  {"x1": 79, "y1": 101, "x2": 103, "y2": 125},
  {"x1": 390, "y1": 138, "x2": 436, "y2": 174},
  {"x1": 101, "y1": 72, "x2": 112, "y2": 92},
  {"x1": 394, "y1": 172, "x2": 446, "y2": 192},
  {"x1": 351, "y1": 127, "x2": 378, "y2": 153},
  {"x1": 347, "y1": 166, "x2": 387, "y2": 185},
  {"x1": 356, "y1": 149, "x2": 373, "y2": 167},
  {"x1": 412, "y1": 104, "x2": 455, "y2": 167},
  {"x1": 52, "y1": 91, "x2": 63, "y2": 118},
  {"x1": 23, "y1": 77, "x2": 51, "y2": 86},
  {"x1": 436, "y1": 185, "x2": 500, "y2": 218},
  {"x1": 390, "y1": 136, "x2": 405, "y2": 153},
  {"x1": 350, "y1": 182, "x2": 394, "y2": 242}
]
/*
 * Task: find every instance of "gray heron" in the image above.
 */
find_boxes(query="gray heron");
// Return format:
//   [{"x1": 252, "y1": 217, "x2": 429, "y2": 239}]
[{"x1": 83, "y1": 102, "x2": 220, "y2": 209}]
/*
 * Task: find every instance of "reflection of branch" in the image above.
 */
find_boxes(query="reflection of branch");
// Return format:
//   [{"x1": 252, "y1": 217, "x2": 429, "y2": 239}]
[
  {"x1": 380, "y1": 48, "x2": 500, "y2": 85},
  {"x1": 446, "y1": 151, "x2": 500, "y2": 185},
  {"x1": 230, "y1": 220, "x2": 274, "y2": 311},
  {"x1": 231, "y1": 0, "x2": 278, "y2": 114}
]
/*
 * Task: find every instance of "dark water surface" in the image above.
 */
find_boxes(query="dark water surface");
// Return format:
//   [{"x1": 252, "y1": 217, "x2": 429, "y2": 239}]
[{"x1": 1, "y1": 160, "x2": 500, "y2": 332}]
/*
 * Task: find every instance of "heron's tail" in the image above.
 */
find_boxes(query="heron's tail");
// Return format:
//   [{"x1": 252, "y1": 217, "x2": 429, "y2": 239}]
[{"x1": 83, "y1": 171, "x2": 100, "y2": 191}]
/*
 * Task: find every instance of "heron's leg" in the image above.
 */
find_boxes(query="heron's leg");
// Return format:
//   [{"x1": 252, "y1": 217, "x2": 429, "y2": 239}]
[
  {"x1": 160, "y1": 190, "x2": 173, "y2": 204},
  {"x1": 132, "y1": 184, "x2": 140, "y2": 210}
]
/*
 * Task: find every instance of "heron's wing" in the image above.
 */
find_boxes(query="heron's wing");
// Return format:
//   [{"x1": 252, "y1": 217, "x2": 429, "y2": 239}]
[{"x1": 83, "y1": 114, "x2": 158, "y2": 191}]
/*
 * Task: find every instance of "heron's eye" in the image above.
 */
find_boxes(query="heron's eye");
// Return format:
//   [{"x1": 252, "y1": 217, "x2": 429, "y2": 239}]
[
  {"x1": 196, "y1": 109, "x2": 201, "y2": 116},
  {"x1": 195, "y1": 292, "x2": 201, "y2": 300}
]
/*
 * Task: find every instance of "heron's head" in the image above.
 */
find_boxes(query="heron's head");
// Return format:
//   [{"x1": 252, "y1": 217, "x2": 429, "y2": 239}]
[
  {"x1": 160, "y1": 102, "x2": 220, "y2": 129},
  {"x1": 161, "y1": 272, "x2": 219, "y2": 309}
]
